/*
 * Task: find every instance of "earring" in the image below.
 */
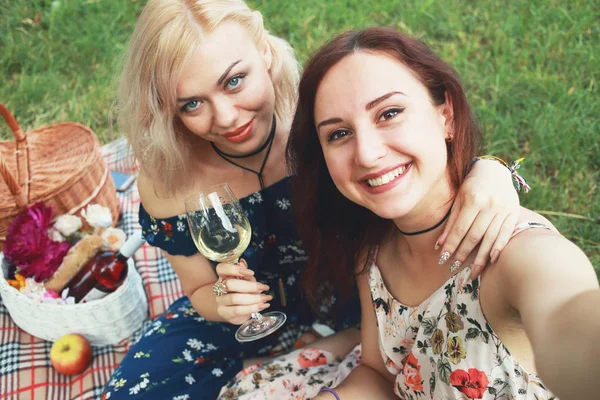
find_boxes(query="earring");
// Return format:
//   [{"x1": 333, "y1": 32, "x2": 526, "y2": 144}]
[{"x1": 445, "y1": 136, "x2": 453, "y2": 142}]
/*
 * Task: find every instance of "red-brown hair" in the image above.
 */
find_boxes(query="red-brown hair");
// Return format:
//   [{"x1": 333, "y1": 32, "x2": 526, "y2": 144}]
[{"x1": 287, "y1": 27, "x2": 482, "y2": 311}]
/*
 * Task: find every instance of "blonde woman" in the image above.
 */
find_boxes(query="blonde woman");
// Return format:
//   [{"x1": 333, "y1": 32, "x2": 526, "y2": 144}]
[{"x1": 103, "y1": 1, "x2": 523, "y2": 398}]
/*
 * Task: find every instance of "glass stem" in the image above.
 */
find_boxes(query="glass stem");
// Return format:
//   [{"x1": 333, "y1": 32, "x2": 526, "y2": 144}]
[{"x1": 251, "y1": 312, "x2": 263, "y2": 321}]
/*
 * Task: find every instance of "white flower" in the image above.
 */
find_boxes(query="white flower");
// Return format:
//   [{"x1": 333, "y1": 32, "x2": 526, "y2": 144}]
[
  {"x1": 48, "y1": 228, "x2": 65, "y2": 242},
  {"x1": 287, "y1": 275, "x2": 296, "y2": 286},
  {"x1": 205, "y1": 343, "x2": 217, "y2": 351},
  {"x1": 101, "y1": 227, "x2": 126, "y2": 252},
  {"x1": 81, "y1": 204, "x2": 113, "y2": 228},
  {"x1": 173, "y1": 395, "x2": 190, "y2": 400},
  {"x1": 184, "y1": 374, "x2": 195, "y2": 385},
  {"x1": 182, "y1": 349, "x2": 193, "y2": 362},
  {"x1": 212, "y1": 368, "x2": 223, "y2": 377},
  {"x1": 176, "y1": 221, "x2": 186, "y2": 232},
  {"x1": 105, "y1": 392, "x2": 111, "y2": 399},
  {"x1": 186, "y1": 338, "x2": 204, "y2": 350},
  {"x1": 54, "y1": 214, "x2": 82, "y2": 236},
  {"x1": 139, "y1": 379, "x2": 149, "y2": 389},
  {"x1": 248, "y1": 193, "x2": 263, "y2": 204},
  {"x1": 129, "y1": 384, "x2": 140, "y2": 395},
  {"x1": 276, "y1": 198, "x2": 291, "y2": 210},
  {"x1": 134, "y1": 352, "x2": 144, "y2": 359}
]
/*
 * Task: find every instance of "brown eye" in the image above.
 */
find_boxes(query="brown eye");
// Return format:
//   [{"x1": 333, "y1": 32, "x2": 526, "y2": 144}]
[
  {"x1": 328, "y1": 129, "x2": 351, "y2": 142},
  {"x1": 379, "y1": 107, "x2": 404, "y2": 122}
]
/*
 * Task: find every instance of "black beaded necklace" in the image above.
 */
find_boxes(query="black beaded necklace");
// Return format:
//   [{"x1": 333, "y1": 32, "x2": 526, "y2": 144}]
[
  {"x1": 397, "y1": 205, "x2": 453, "y2": 236},
  {"x1": 210, "y1": 116, "x2": 276, "y2": 189}
]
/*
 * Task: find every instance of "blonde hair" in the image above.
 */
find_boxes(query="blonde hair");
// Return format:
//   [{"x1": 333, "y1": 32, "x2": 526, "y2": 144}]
[{"x1": 118, "y1": 0, "x2": 299, "y2": 195}]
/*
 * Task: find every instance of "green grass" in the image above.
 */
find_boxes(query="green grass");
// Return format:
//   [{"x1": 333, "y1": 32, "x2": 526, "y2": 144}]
[{"x1": 1, "y1": 0, "x2": 598, "y2": 271}]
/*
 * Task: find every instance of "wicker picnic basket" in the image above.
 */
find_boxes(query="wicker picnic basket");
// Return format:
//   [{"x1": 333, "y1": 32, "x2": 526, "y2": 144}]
[
  {"x1": 0, "y1": 103, "x2": 120, "y2": 250},
  {"x1": 0, "y1": 253, "x2": 148, "y2": 346}
]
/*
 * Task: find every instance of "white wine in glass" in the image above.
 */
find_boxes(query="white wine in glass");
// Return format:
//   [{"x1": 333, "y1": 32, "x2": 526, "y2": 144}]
[{"x1": 184, "y1": 183, "x2": 286, "y2": 342}]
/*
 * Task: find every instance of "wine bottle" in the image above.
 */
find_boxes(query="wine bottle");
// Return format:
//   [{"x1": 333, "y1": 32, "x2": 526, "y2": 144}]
[{"x1": 66, "y1": 231, "x2": 145, "y2": 303}]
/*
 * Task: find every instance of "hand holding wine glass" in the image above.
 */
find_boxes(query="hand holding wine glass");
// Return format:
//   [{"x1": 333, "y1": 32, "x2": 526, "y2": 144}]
[
  {"x1": 184, "y1": 183, "x2": 286, "y2": 342},
  {"x1": 212, "y1": 259, "x2": 272, "y2": 325}
]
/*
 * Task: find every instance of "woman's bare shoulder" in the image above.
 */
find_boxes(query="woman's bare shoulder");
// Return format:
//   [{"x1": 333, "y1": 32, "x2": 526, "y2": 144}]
[
  {"x1": 137, "y1": 170, "x2": 191, "y2": 219},
  {"x1": 492, "y1": 206, "x2": 592, "y2": 284},
  {"x1": 516, "y1": 207, "x2": 556, "y2": 230}
]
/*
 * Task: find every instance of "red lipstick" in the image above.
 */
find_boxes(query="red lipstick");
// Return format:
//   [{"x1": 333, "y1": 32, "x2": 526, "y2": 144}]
[{"x1": 223, "y1": 119, "x2": 254, "y2": 143}]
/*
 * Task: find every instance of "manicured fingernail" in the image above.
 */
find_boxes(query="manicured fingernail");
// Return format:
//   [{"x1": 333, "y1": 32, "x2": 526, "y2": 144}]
[
  {"x1": 259, "y1": 284, "x2": 270, "y2": 291},
  {"x1": 240, "y1": 268, "x2": 254, "y2": 276},
  {"x1": 450, "y1": 260, "x2": 462, "y2": 273},
  {"x1": 260, "y1": 303, "x2": 270, "y2": 310},
  {"x1": 434, "y1": 241, "x2": 440, "y2": 251},
  {"x1": 491, "y1": 250, "x2": 499, "y2": 264},
  {"x1": 438, "y1": 251, "x2": 451, "y2": 265},
  {"x1": 261, "y1": 295, "x2": 273, "y2": 302}
]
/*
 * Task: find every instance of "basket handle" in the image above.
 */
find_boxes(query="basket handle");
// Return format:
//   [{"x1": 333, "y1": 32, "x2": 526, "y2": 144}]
[
  {"x1": 0, "y1": 151, "x2": 27, "y2": 210},
  {"x1": 0, "y1": 104, "x2": 27, "y2": 209},
  {"x1": 0, "y1": 104, "x2": 26, "y2": 142}
]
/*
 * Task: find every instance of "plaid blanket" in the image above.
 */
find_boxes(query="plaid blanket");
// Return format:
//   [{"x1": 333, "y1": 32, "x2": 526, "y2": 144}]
[{"x1": 0, "y1": 138, "x2": 184, "y2": 400}]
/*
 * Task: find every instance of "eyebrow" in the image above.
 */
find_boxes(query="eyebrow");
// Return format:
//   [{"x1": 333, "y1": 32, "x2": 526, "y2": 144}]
[
  {"x1": 176, "y1": 59, "x2": 242, "y2": 103},
  {"x1": 365, "y1": 91, "x2": 405, "y2": 110},
  {"x1": 217, "y1": 59, "x2": 242, "y2": 85},
  {"x1": 316, "y1": 91, "x2": 406, "y2": 130}
]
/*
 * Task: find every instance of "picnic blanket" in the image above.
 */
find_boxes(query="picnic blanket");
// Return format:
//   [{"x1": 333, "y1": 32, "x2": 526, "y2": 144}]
[{"x1": 0, "y1": 138, "x2": 185, "y2": 400}]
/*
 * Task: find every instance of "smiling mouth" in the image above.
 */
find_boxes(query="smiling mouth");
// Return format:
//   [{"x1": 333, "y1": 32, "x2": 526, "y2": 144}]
[{"x1": 365, "y1": 163, "x2": 412, "y2": 187}]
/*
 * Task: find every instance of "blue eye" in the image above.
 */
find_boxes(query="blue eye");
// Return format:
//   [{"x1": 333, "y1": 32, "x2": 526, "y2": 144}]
[
  {"x1": 379, "y1": 107, "x2": 404, "y2": 122},
  {"x1": 328, "y1": 129, "x2": 351, "y2": 142},
  {"x1": 181, "y1": 100, "x2": 201, "y2": 113},
  {"x1": 225, "y1": 74, "x2": 245, "y2": 90}
]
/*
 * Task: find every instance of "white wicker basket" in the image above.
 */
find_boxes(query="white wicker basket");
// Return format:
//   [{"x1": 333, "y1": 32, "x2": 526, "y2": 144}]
[{"x1": 0, "y1": 253, "x2": 149, "y2": 346}]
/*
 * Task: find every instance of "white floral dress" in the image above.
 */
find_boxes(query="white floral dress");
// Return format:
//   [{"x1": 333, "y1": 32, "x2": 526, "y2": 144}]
[
  {"x1": 369, "y1": 222, "x2": 558, "y2": 399},
  {"x1": 217, "y1": 345, "x2": 361, "y2": 399}
]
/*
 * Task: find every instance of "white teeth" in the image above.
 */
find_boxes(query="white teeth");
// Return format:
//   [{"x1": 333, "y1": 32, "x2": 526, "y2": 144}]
[{"x1": 366, "y1": 164, "x2": 409, "y2": 187}]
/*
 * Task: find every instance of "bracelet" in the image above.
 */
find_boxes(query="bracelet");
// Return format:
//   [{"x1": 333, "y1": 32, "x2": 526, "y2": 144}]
[
  {"x1": 471, "y1": 155, "x2": 531, "y2": 193},
  {"x1": 318, "y1": 387, "x2": 341, "y2": 399}
]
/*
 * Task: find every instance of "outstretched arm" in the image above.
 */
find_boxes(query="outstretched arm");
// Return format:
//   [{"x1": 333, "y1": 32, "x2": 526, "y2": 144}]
[
  {"x1": 438, "y1": 158, "x2": 521, "y2": 278},
  {"x1": 496, "y1": 229, "x2": 600, "y2": 399}
]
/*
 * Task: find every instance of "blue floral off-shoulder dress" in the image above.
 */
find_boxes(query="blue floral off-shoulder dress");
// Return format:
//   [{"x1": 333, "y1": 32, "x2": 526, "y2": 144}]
[{"x1": 103, "y1": 177, "x2": 360, "y2": 400}]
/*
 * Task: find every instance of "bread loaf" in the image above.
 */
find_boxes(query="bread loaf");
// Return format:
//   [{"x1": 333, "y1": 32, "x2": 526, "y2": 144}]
[{"x1": 44, "y1": 235, "x2": 103, "y2": 292}]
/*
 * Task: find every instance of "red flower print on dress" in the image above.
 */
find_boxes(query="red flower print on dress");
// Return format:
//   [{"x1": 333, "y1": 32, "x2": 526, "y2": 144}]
[
  {"x1": 297, "y1": 348, "x2": 327, "y2": 368},
  {"x1": 281, "y1": 378, "x2": 304, "y2": 392},
  {"x1": 402, "y1": 353, "x2": 424, "y2": 391},
  {"x1": 450, "y1": 368, "x2": 490, "y2": 399},
  {"x1": 195, "y1": 356, "x2": 210, "y2": 364}
]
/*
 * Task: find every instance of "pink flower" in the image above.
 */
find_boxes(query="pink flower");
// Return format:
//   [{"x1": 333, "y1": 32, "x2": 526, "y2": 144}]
[{"x1": 4, "y1": 203, "x2": 71, "y2": 282}]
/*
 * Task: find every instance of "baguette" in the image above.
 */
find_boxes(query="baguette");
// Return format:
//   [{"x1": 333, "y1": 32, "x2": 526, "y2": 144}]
[{"x1": 44, "y1": 235, "x2": 103, "y2": 292}]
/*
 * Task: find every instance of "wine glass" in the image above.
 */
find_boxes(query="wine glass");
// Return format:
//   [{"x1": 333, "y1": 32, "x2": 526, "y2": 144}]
[{"x1": 184, "y1": 183, "x2": 286, "y2": 342}]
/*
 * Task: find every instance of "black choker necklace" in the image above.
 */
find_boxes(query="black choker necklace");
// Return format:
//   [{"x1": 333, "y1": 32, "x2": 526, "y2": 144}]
[
  {"x1": 210, "y1": 116, "x2": 276, "y2": 189},
  {"x1": 397, "y1": 206, "x2": 453, "y2": 236}
]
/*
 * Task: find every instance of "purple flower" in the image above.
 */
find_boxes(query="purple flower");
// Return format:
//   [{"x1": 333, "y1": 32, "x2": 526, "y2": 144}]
[{"x1": 4, "y1": 202, "x2": 71, "y2": 282}]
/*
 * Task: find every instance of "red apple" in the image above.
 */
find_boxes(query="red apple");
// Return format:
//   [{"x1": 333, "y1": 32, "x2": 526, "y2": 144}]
[{"x1": 50, "y1": 334, "x2": 92, "y2": 375}]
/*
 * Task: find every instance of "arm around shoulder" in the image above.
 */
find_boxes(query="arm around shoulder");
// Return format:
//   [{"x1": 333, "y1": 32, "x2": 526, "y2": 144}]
[{"x1": 495, "y1": 230, "x2": 600, "y2": 399}]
